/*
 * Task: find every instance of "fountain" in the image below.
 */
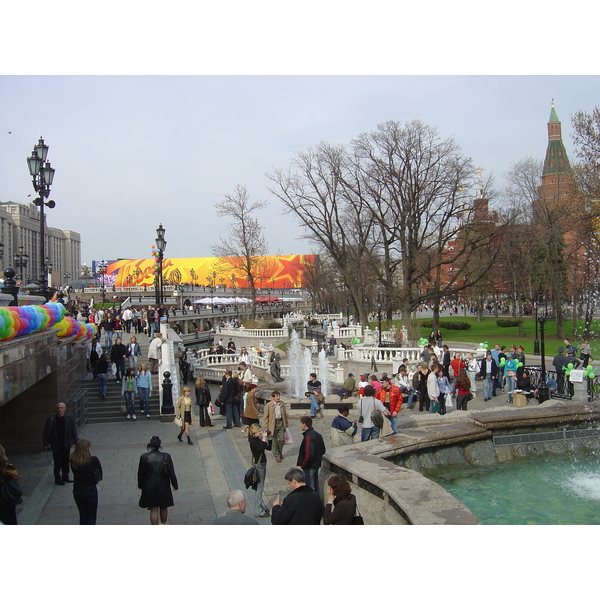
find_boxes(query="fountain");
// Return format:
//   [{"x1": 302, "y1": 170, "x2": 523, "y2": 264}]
[
  {"x1": 317, "y1": 348, "x2": 330, "y2": 397},
  {"x1": 287, "y1": 329, "x2": 313, "y2": 398}
]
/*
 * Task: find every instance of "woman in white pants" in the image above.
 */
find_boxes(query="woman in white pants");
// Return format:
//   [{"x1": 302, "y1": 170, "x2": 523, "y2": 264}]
[{"x1": 466, "y1": 352, "x2": 478, "y2": 396}]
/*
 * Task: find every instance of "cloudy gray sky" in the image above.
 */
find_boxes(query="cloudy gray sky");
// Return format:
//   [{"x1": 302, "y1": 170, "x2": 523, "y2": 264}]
[{"x1": 1, "y1": 4, "x2": 598, "y2": 269}]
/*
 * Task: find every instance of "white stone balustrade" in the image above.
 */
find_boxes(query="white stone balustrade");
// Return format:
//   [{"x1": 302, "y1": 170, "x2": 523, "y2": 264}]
[
  {"x1": 217, "y1": 325, "x2": 287, "y2": 338},
  {"x1": 327, "y1": 325, "x2": 363, "y2": 339}
]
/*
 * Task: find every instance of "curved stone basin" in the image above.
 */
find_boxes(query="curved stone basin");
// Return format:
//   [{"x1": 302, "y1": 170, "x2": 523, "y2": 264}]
[{"x1": 322, "y1": 401, "x2": 600, "y2": 525}]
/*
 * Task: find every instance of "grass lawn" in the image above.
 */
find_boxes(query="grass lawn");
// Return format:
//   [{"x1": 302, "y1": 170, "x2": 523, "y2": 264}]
[{"x1": 370, "y1": 316, "x2": 599, "y2": 356}]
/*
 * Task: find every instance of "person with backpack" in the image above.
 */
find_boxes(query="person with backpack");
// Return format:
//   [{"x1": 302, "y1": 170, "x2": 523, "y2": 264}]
[{"x1": 357, "y1": 385, "x2": 389, "y2": 441}]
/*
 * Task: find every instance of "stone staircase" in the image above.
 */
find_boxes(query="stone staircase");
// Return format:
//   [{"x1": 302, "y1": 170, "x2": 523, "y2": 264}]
[{"x1": 84, "y1": 330, "x2": 162, "y2": 424}]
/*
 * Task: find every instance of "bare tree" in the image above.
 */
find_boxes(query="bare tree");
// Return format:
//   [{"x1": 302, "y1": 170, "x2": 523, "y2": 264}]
[
  {"x1": 270, "y1": 121, "x2": 504, "y2": 337},
  {"x1": 268, "y1": 142, "x2": 376, "y2": 326},
  {"x1": 571, "y1": 106, "x2": 600, "y2": 338},
  {"x1": 349, "y1": 120, "x2": 495, "y2": 333},
  {"x1": 212, "y1": 184, "x2": 268, "y2": 319}
]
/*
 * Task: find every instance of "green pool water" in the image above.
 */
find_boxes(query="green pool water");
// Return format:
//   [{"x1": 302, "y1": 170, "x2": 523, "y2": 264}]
[{"x1": 425, "y1": 451, "x2": 600, "y2": 525}]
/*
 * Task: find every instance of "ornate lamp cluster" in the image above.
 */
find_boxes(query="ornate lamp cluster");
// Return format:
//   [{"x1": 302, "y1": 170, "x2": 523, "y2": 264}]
[
  {"x1": 150, "y1": 224, "x2": 166, "y2": 306},
  {"x1": 26, "y1": 137, "x2": 56, "y2": 300}
]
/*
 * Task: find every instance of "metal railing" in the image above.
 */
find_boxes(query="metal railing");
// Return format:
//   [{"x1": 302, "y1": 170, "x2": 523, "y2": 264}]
[{"x1": 72, "y1": 389, "x2": 88, "y2": 428}]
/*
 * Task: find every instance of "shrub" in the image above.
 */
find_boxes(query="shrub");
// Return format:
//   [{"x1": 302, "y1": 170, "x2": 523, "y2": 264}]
[
  {"x1": 421, "y1": 320, "x2": 471, "y2": 330},
  {"x1": 496, "y1": 319, "x2": 520, "y2": 328}
]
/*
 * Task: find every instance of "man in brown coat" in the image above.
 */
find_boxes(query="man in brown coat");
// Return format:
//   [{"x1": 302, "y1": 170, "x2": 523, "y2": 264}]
[{"x1": 263, "y1": 391, "x2": 289, "y2": 462}]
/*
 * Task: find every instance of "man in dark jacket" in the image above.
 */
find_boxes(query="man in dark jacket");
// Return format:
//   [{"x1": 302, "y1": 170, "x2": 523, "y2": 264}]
[
  {"x1": 478, "y1": 352, "x2": 499, "y2": 401},
  {"x1": 221, "y1": 369, "x2": 241, "y2": 429},
  {"x1": 271, "y1": 468, "x2": 324, "y2": 525},
  {"x1": 110, "y1": 336, "x2": 128, "y2": 382},
  {"x1": 552, "y1": 346, "x2": 570, "y2": 393},
  {"x1": 43, "y1": 402, "x2": 79, "y2": 485},
  {"x1": 297, "y1": 416, "x2": 326, "y2": 499}
]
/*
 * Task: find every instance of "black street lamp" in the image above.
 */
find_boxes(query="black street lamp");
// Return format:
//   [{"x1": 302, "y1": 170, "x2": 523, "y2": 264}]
[
  {"x1": 533, "y1": 285, "x2": 543, "y2": 355},
  {"x1": 45, "y1": 258, "x2": 53, "y2": 290},
  {"x1": 97, "y1": 260, "x2": 108, "y2": 305},
  {"x1": 377, "y1": 292, "x2": 382, "y2": 346},
  {"x1": 210, "y1": 271, "x2": 216, "y2": 313},
  {"x1": 27, "y1": 137, "x2": 55, "y2": 300},
  {"x1": 14, "y1": 246, "x2": 28, "y2": 282},
  {"x1": 537, "y1": 312, "x2": 549, "y2": 403},
  {"x1": 154, "y1": 223, "x2": 167, "y2": 306}
]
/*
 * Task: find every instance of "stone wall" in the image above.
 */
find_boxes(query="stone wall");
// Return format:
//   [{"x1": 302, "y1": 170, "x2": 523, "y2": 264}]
[
  {"x1": 0, "y1": 333, "x2": 88, "y2": 454},
  {"x1": 322, "y1": 401, "x2": 600, "y2": 525}
]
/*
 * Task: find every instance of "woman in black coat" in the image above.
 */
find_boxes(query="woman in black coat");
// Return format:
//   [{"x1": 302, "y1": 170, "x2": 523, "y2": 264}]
[
  {"x1": 194, "y1": 375, "x2": 213, "y2": 427},
  {"x1": 323, "y1": 474, "x2": 357, "y2": 525},
  {"x1": 70, "y1": 439, "x2": 102, "y2": 525},
  {"x1": 137, "y1": 436, "x2": 178, "y2": 525}
]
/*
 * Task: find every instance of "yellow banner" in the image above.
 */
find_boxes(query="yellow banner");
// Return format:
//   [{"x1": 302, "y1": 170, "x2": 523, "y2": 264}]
[{"x1": 104, "y1": 255, "x2": 316, "y2": 288}]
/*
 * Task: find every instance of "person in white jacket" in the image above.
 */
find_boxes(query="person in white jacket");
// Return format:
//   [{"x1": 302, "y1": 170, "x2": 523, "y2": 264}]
[
  {"x1": 148, "y1": 333, "x2": 165, "y2": 374},
  {"x1": 427, "y1": 367, "x2": 440, "y2": 413}
]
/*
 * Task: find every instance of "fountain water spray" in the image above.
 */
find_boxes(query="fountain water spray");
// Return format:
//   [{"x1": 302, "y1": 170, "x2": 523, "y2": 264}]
[
  {"x1": 317, "y1": 348, "x2": 330, "y2": 397},
  {"x1": 287, "y1": 329, "x2": 313, "y2": 398}
]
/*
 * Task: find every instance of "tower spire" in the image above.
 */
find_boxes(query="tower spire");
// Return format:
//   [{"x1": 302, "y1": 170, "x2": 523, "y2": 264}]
[{"x1": 543, "y1": 101, "x2": 571, "y2": 175}]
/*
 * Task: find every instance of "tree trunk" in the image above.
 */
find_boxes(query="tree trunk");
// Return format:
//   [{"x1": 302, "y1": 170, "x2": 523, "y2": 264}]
[
  {"x1": 518, "y1": 299, "x2": 524, "y2": 337},
  {"x1": 554, "y1": 293, "x2": 564, "y2": 339},
  {"x1": 432, "y1": 301, "x2": 440, "y2": 332}
]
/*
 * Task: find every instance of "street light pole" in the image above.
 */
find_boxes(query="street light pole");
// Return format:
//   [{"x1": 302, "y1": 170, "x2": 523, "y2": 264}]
[
  {"x1": 537, "y1": 314, "x2": 549, "y2": 403},
  {"x1": 27, "y1": 137, "x2": 55, "y2": 300},
  {"x1": 14, "y1": 246, "x2": 28, "y2": 282},
  {"x1": 377, "y1": 293, "x2": 382, "y2": 346},
  {"x1": 154, "y1": 224, "x2": 166, "y2": 306}
]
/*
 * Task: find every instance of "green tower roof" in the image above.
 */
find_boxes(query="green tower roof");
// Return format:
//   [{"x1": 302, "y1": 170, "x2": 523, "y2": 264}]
[{"x1": 543, "y1": 102, "x2": 571, "y2": 176}]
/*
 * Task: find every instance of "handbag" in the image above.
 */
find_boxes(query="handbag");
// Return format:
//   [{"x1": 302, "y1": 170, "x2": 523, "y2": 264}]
[
  {"x1": 353, "y1": 505, "x2": 364, "y2": 525},
  {"x1": 174, "y1": 414, "x2": 183, "y2": 428},
  {"x1": 431, "y1": 400, "x2": 441, "y2": 413},
  {"x1": 244, "y1": 457, "x2": 261, "y2": 490},
  {"x1": 445, "y1": 392, "x2": 453, "y2": 408},
  {"x1": 0, "y1": 477, "x2": 23, "y2": 506},
  {"x1": 358, "y1": 399, "x2": 364, "y2": 424},
  {"x1": 284, "y1": 427, "x2": 293, "y2": 445},
  {"x1": 120, "y1": 397, "x2": 127, "y2": 414},
  {"x1": 92, "y1": 467, "x2": 103, "y2": 484}
]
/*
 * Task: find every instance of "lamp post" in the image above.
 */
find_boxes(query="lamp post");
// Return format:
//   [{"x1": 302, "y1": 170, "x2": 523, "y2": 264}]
[
  {"x1": 97, "y1": 260, "x2": 108, "y2": 306},
  {"x1": 154, "y1": 224, "x2": 166, "y2": 306},
  {"x1": 537, "y1": 312, "x2": 549, "y2": 403},
  {"x1": 190, "y1": 268, "x2": 198, "y2": 289},
  {"x1": 377, "y1": 293, "x2": 382, "y2": 346},
  {"x1": 14, "y1": 246, "x2": 28, "y2": 282},
  {"x1": 27, "y1": 137, "x2": 55, "y2": 300},
  {"x1": 45, "y1": 258, "x2": 53, "y2": 289},
  {"x1": 533, "y1": 285, "x2": 542, "y2": 355},
  {"x1": 210, "y1": 271, "x2": 216, "y2": 313}
]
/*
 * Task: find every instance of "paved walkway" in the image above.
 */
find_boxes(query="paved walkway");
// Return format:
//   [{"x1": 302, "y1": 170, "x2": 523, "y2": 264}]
[{"x1": 11, "y1": 340, "x2": 555, "y2": 525}]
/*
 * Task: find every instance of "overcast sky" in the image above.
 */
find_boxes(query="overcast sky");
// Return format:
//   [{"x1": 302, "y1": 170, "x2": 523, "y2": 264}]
[{"x1": 1, "y1": 4, "x2": 598, "y2": 271}]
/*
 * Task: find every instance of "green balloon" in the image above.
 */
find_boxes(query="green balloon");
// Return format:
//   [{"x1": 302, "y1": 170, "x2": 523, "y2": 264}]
[
  {"x1": 500, "y1": 358, "x2": 506, "y2": 366},
  {"x1": 568, "y1": 363, "x2": 574, "y2": 370},
  {"x1": 590, "y1": 372, "x2": 596, "y2": 379},
  {"x1": 517, "y1": 361, "x2": 523, "y2": 367}
]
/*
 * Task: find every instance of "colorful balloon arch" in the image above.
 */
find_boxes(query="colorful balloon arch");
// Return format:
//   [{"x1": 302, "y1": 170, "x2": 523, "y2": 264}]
[{"x1": 0, "y1": 302, "x2": 97, "y2": 342}]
